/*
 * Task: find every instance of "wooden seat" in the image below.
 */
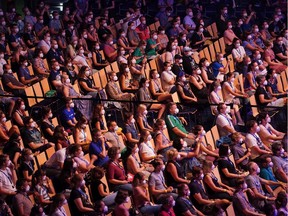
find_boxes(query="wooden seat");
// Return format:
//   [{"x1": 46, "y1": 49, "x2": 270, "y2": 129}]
[
  {"x1": 63, "y1": 203, "x2": 71, "y2": 216},
  {"x1": 208, "y1": 44, "x2": 216, "y2": 62},
  {"x1": 35, "y1": 151, "x2": 47, "y2": 169},
  {"x1": 45, "y1": 146, "x2": 55, "y2": 159},
  {"x1": 214, "y1": 40, "x2": 221, "y2": 53},
  {"x1": 6, "y1": 120, "x2": 12, "y2": 130},
  {"x1": 32, "y1": 82, "x2": 44, "y2": 103},
  {"x1": 226, "y1": 204, "x2": 236, "y2": 216},
  {"x1": 99, "y1": 69, "x2": 108, "y2": 88},
  {"x1": 205, "y1": 130, "x2": 215, "y2": 150},
  {"x1": 25, "y1": 86, "x2": 37, "y2": 107},
  {"x1": 154, "y1": 21, "x2": 160, "y2": 30},
  {"x1": 211, "y1": 23, "x2": 218, "y2": 38},
  {"x1": 211, "y1": 125, "x2": 220, "y2": 144},
  {"x1": 219, "y1": 37, "x2": 226, "y2": 53},
  {"x1": 203, "y1": 47, "x2": 211, "y2": 62},
  {"x1": 111, "y1": 61, "x2": 119, "y2": 73},
  {"x1": 40, "y1": 78, "x2": 51, "y2": 94},
  {"x1": 51, "y1": 117, "x2": 59, "y2": 126},
  {"x1": 206, "y1": 25, "x2": 213, "y2": 38},
  {"x1": 280, "y1": 72, "x2": 287, "y2": 91},
  {"x1": 249, "y1": 95, "x2": 259, "y2": 117},
  {"x1": 27, "y1": 65, "x2": 34, "y2": 75},
  {"x1": 149, "y1": 59, "x2": 157, "y2": 70},
  {"x1": 92, "y1": 72, "x2": 102, "y2": 88}
]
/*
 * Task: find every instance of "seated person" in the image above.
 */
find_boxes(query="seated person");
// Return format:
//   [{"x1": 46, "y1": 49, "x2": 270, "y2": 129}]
[
  {"x1": 161, "y1": 62, "x2": 176, "y2": 93},
  {"x1": 137, "y1": 78, "x2": 166, "y2": 119},
  {"x1": 61, "y1": 98, "x2": 77, "y2": 133},
  {"x1": 257, "y1": 112, "x2": 285, "y2": 147},
  {"x1": 218, "y1": 144, "x2": 247, "y2": 187},
  {"x1": 106, "y1": 71, "x2": 134, "y2": 112},
  {"x1": 202, "y1": 161, "x2": 234, "y2": 201},
  {"x1": 32, "y1": 48, "x2": 50, "y2": 78},
  {"x1": 245, "y1": 120, "x2": 272, "y2": 162},
  {"x1": 103, "y1": 34, "x2": 117, "y2": 63},
  {"x1": 148, "y1": 158, "x2": 177, "y2": 204},
  {"x1": 230, "y1": 132, "x2": 250, "y2": 171},
  {"x1": 13, "y1": 179, "x2": 33, "y2": 216},
  {"x1": 77, "y1": 66, "x2": 98, "y2": 98},
  {"x1": 176, "y1": 71, "x2": 197, "y2": 105},
  {"x1": 189, "y1": 65, "x2": 208, "y2": 102},
  {"x1": 246, "y1": 162, "x2": 282, "y2": 212},
  {"x1": 91, "y1": 104, "x2": 107, "y2": 133},
  {"x1": 211, "y1": 53, "x2": 230, "y2": 81},
  {"x1": 233, "y1": 178, "x2": 266, "y2": 216},
  {"x1": 215, "y1": 103, "x2": 237, "y2": 137},
  {"x1": 259, "y1": 155, "x2": 285, "y2": 192},
  {"x1": 18, "y1": 56, "x2": 39, "y2": 85},
  {"x1": 0, "y1": 111, "x2": 20, "y2": 147},
  {"x1": 2, "y1": 64, "x2": 26, "y2": 96},
  {"x1": 271, "y1": 142, "x2": 288, "y2": 183},
  {"x1": 44, "y1": 147, "x2": 67, "y2": 178},
  {"x1": 165, "y1": 102, "x2": 195, "y2": 146},
  {"x1": 136, "y1": 104, "x2": 153, "y2": 132},
  {"x1": 104, "y1": 121, "x2": 126, "y2": 151},
  {"x1": 123, "y1": 112, "x2": 139, "y2": 144},
  {"x1": 189, "y1": 166, "x2": 230, "y2": 215},
  {"x1": 89, "y1": 129, "x2": 109, "y2": 167},
  {"x1": 21, "y1": 116, "x2": 54, "y2": 153},
  {"x1": 273, "y1": 36, "x2": 288, "y2": 64},
  {"x1": 49, "y1": 60, "x2": 63, "y2": 91},
  {"x1": 0, "y1": 154, "x2": 17, "y2": 198},
  {"x1": 40, "y1": 106, "x2": 55, "y2": 143},
  {"x1": 255, "y1": 75, "x2": 287, "y2": 111},
  {"x1": 73, "y1": 116, "x2": 91, "y2": 152}
]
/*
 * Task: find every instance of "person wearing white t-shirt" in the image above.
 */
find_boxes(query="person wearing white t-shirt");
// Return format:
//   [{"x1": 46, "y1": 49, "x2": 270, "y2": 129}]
[
  {"x1": 45, "y1": 148, "x2": 67, "y2": 177},
  {"x1": 161, "y1": 62, "x2": 176, "y2": 93},
  {"x1": 0, "y1": 154, "x2": 17, "y2": 199},
  {"x1": 215, "y1": 103, "x2": 236, "y2": 137},
  {"x1": 257, "y1": 112, "x2": 285, "y2": 147},
  {"x1": 245, "y1": 120, "x2": 272, "y2": 161}
]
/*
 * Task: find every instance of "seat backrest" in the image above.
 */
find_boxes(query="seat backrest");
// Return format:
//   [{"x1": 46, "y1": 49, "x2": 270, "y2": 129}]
[
  {"x1": 209, "y1": 44, "x2": 216, "y2": 62},
  {"x1": 219, "y1": 37, "x2": 226, "y2": 53},
  {"x1": 214, "y1": 40, "x2": 221, "y2": 53},
  {"x1": 211, "y1": 125, "x2": 220, "y2": 143},
  {"x1": 205, "y1": 130, "x2": 215, "y2": 150},
  {"x1": 35, "y1": 151, "x2": 47, "y2": 169},
  {"x1": 211, "y1": 22, "x2": 218, "y2": 37},
  {"x1": 92, "y1": 72, "x2": 102, "y2": 88},
  {"x1": 203, "y1": 47, "x2": 211, "y2": 62},
  {"x1": 249, "y1": 95, "x2": 259, "y2": 117},
  {"x1": 99, "y1": 69, "x2": 108, "y2": 88},
  {"x1": 32, "y1": 82, "x2": 44, "y2": 103},
  {"x1": 25, "y1": 86, "x2": 37, "y2": 107},
  {"x1": 280, "y1": 72, "x2": 287, "y2": 91},
  {"x1": 40, "y1": 78, "x2": 50, "y2": 94},
  {"x1": 171, "y1": 92, "x2": 180, "y2": 103},
  {"x1": 46, "y1": 147, "x2": 55, "y2": 159},
  {"x1": 111, "y1": 61, "x2": 119, "y2": 73}
]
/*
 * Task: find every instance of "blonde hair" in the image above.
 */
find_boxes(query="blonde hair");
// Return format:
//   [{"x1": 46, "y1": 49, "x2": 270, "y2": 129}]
[
  {"x1": 137, "y1": 104, "x2": 147, "y2": 113},
  {"x1": 166, "y1": 148, "x2": 178, "y2": 161}
]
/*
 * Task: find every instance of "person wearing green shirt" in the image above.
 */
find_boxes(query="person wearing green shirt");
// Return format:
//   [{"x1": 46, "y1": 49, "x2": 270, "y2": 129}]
[
  {"x1": 165, "y1": 102, "x2": 195, "y2": 146},
  {"x1": 146, "y1": 31, "x2": 160, "y2": 57}
]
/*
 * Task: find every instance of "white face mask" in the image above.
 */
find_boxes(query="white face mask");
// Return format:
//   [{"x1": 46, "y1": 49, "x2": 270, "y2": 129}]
[
  {"x1": 167, "y1": 67, "x2": 171, "y2": 71},
  {"x1": 121, "y1": 50, "x2": 126, "y2": 55},
  {"x1": 172, "y1": 200, "x2": 176, "y2": 206},
  {"x1": 256, "y1": 167, "x2": 260, "y2": 174},
  {"x1": 228, "y1": 25, "x2": 232, "y2": 29},
  {"x1": 175, "y1": 108, "x2": 179, "y2": 114},
  {"x1": 39, "y1": 53, "x2": 44, "y2": 58},
  {"x1": 135, "y1": 147, "x2": 139, "y2": 153},
  {"x1": 85, "y1": 71, "x2": 90, "y2": 77},
  {"x1": 211, "y1": 165, "x2": 215, "y2": 170},
  {"x1": 247, "y1": 35, "x2": 252, "y2": 40},
  {"x1": 254, "y1": 66, "x2": 259, "y2": 71},
  {"x1": 142, "y1": 180, "x2": 147, "y2": 184},
  {"x1": 147, "y1": 134, "x2": 152, "y2": 141},
  {"x1": 205, "y1": 62, "x2": 210, "y2": 67},
  {"x1": 220, "y1": 57, "x2": 224, "y2": 62},
  {"x1": 181, "y1": 76, "x2": 186, "y2": 82},
  {"x1": 161, "y1": 30, "x2": 165, "y2": 34},
  {"x1": 48, "y1": 113, "x2": 53, "y2": 118},
  {"x1": 117, "y1": 153, "x2": 121, "y2": 159},
  {"x1": 263, "y1": 80, "x2": 268, "y2": 86},
  {"x1": 21, "y1": 105, "x2": 26, "y2": 110},
  {"x1": 131, "y1": 118, "x2": 135, "y2": 124},
  {"x1": 217, "y1": 86, "x2": 221, "y2": 91},
  {"x1": 114, "y1": 126, "x2": 119, "y2": 131},
  {"x1": 79, "y1": 151, "x2": 84, "y2": 158},
  {"x1": 113, "y1": 76, "x2": 118, "y2": 81},
  {"x1": 201, "y1": 130, "x2": 206, "y2": 136},
  {"x1": 163, "y1": 124, "x2": 167, "y2": 129},
  {"x1": 65, "y1": 78, "x2": 71, "y2": 84},
  {"x1": 125, "y1": 197, "x2": 129, "y2": 203},
  {"x1": 95, "y1": 46, "x2": 100, "y2": 50},
  {"x1": 153, "y1": 35, "x2": 158, "y2": 40},
  {"x1": 103, "y1": 23, "x2": 108, "y2": 27},
  {"x1": 8, "y1": 69, "x2": 13, "y2": 74},
  {"x1": 256, "y1": 126, "x2": 260, "y2": 132},
  {"x1": 100, "y1": 109, "x2": 105, "y2": 115},
  {"x1": 73, "y1": 162, "x2": 78, "y2": 168},
  {"x1": 25, "y1": 185, "x2": 30, "y2": 192},
  {"x1": 176, "y1": 154, "x2": 181, "y2": 160},
  {"x1": 143, "y1": 110, "x2": 148, "y2": 115},
  {"x1": 239, "y1": 138, "x2": 243, "y2": 143},
  {"x1": 268, "y1": 162, "x2": 273, "y2": 167},
  {"x1": 239, "y1": 21, "x2": 243, "y2": 25},
  {"x1": 155, "y1": 74, "x2": 160, "y2": 78},
  {"x1": 266, "y1": 117, "x2": 271, "y2": 123},
  {"x1": 55, "y1": 66, "x2": 60, "y2": 71},
  {"x1": 235, "y1": 43, "x2": 240, "y2": 48},
  {"x1": 31, "y1": 122, "x2": 36, "y2": 128},
  {"x1": 103, "y1": 206, "x2": 108, "y2": 213},
  {"x1": 24, "y1": 62, "x2": 28, "y2": 67},
  {"x1": 199, "y1": 173, "x2": 204, "y2": 180},
  {"x1": 161, "y1": 165, "x2": 165, "y2": 171},
  {"x1": 1, "y1": 117, "x2": 6, "y2": 123},
  {"x1": 183, "y1": 141, "x2": 188, "y2": 147},
  {"x1": 188, "y1": 12, "x2": 193, "y2": 17},
  {"x1": 172, "y1": 45, "x2": 177, "y2": 50},
  {"x1": 187, "y1": 190, "x2": 190, "y2": 196},
  {"x1": 131, "y1": 59, "x2": 136, "y2": 64},
  {"x1": 179, "y1": 59, "x2": 183, "y2": 63},
  {"x1": 254, "y1": 28, "x2": 259, "y2": 33},
  {"x1": 146, "y1": 83, "x2": 150, "y2": 88},
  {"x1": 70, "y1": 102, "x2": 75, "y2": 108},
  {"x1": 197, "y1": 69, "x2": 201, "y2": 75},
  {"x1": 228, "y1": 149, "x2": 231, "y2": 155},
  {"x1": 81, "y1": 179, "x2": 86, "y2": 186},
  {"x1": 243, "y1": 183, "x2": 248, "y2": 189}
]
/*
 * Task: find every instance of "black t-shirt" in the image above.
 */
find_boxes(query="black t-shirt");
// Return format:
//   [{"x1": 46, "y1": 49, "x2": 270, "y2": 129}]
[
  {"x1": 90, "y1": 179, "x2": 106, "y2": 202},
  {"x1": 18, "y1": 160, "x2": 35, "y2": 179},
  {"x1": 189, "y1": 180, "x2": 208, "y2": 210},
  {"x1": 41, "y1": 120, "x2": 55, "y2": 142},
  {"x1": 69, "y1": 188, "x2": 94, "y2": 216},
  {"x1": 174, "y1": 196, "x2": 196, "y2": 216},
  {"x1": 218, "y1": 157, "x2": 237, "y2": 186},
  {"x1": 255, "y1": 86, "x2": 269, "y2": 108}
]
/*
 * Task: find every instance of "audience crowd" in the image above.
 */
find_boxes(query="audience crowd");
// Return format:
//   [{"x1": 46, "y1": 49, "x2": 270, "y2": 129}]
[{"x1": 0, "y1": 0, "x2": 287, "y2": 215}]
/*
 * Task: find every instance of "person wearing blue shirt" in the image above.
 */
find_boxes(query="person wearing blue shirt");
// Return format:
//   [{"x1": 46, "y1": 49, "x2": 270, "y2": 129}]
[
  {"x1": 211, "y1": 53, "x2": 229, "y2": 78},
  {"x1": 259, "y1": 155, "x2": 283, "y2": 192},
  {"x1": 89, "y1": 129, "x2": 110, "y2": 168},
  {"x1": 61, "y1": 98, "x2": 77, "y2": 133}
]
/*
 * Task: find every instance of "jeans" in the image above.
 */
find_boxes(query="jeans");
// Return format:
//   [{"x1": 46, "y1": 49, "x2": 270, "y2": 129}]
[
  {"x1": 139, "y1": 204, "x2": 161, "y2": 215},
  {"x1": 102, "y1": 192, "x2": 117, "y2": 206},
  {"x1": 114, "y1": 183, "x2": 133, "y2": 192}
]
